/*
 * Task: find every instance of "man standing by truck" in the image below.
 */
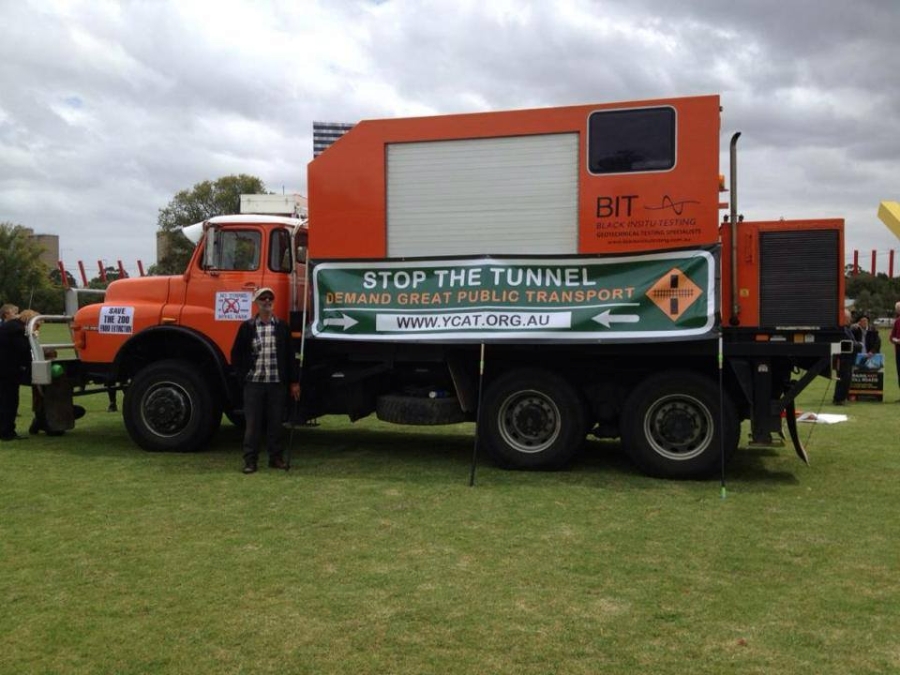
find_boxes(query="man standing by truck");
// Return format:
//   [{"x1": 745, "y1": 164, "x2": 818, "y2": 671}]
[{"x1": 231, "y1": 287, "x2": 301, "y2": 473}]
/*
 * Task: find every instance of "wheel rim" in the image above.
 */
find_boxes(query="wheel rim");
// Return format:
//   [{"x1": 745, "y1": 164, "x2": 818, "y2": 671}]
[
  {"x1": 496, "y1": 390, "x2": 561, "y2": 454},
  {"x1": 642, "y1": 393, "x2": 714, "y2": 461},
  {"x1": 140, "y1": 381, "x2": 193, "y2": 438}
]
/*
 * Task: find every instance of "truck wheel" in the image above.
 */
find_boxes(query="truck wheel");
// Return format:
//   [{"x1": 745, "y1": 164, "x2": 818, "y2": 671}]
[
  {"x1": 621, "y1": 371, "x2": 737, "y2": 479},
  {"x1": 480, "y1": 368, "x2": 585, "y2": 470},
  {"x1": 376, "y1": 394, "x2": 466, "y2": 425},
  {"x1": 123, "y1": 360, "x2": 215, "y2": 452}
]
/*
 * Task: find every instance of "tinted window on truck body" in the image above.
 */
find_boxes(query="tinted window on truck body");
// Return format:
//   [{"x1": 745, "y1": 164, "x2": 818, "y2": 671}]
[{"x1": 588, "y1": 107, "x2": 675, "y2": 174}]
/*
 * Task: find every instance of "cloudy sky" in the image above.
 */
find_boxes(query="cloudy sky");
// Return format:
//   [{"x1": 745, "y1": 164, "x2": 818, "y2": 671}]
[{"x1": 2, "y1": 0, "x2": 899, "y2": 276}]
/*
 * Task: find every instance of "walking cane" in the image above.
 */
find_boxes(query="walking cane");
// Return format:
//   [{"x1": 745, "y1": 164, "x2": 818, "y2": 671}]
[{"x1": 285, "y1": 243, "x2": 311, "y2": 472}]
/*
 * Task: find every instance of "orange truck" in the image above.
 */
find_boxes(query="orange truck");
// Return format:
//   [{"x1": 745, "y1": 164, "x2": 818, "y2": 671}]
[{"x1": 33, "y1": 94, "x2": 845, "y2": 478}]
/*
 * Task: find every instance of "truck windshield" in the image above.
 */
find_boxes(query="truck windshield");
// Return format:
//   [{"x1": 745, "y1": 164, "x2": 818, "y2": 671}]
[{"x1": 214, "y1": 230, "x2": 261, "y2": 271}]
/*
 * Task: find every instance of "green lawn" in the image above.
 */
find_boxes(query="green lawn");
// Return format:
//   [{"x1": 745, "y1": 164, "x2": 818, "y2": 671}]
[{"x1": 1, "y1": 334, "x2": 899, "y2": 674}]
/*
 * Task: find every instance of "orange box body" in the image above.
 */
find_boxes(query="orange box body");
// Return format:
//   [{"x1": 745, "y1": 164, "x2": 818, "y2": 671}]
[{"x1": 309, "y1": 95, "x2": 721, "y2": 259}]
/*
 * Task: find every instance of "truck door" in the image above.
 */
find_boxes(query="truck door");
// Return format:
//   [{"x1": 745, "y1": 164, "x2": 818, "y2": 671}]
[{"x1": 178, "y1": 225, "x2": 294, "y2": 358}]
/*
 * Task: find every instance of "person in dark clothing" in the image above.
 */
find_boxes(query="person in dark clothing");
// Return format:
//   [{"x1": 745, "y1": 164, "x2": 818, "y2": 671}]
[
  {"x1": 0, "y1": 303, "x2": 19, "y2": 324},
  {"x1": 833, "y1": 309, "x2": 862, "y2": 406},
  {"x1": 851, "y1": 314, "x2": 881, "y2": 358},
  {"x1": 0, "y1": 309, "x2": 35, "y2": 441},
  {"x1": 230, "y1": 287, "x2": 300, "y2": 473},
  {"x1": 891, "y1": 302, "x2": 900, "y2": 393}
]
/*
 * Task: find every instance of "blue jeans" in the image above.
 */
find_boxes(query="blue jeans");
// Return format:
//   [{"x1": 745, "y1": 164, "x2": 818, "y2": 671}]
[{"x1": 242, "y1": 382, "x2": 286, "y2": 466}]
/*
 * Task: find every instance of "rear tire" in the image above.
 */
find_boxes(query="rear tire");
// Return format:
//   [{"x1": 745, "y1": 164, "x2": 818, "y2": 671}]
[
  {"x1": 123, "y1": 359, "x2": 216, "y2": 452},
  {"x1": 480, "y1": 368, "x2": 585, "y2": 470},
  {"x1": 621, "y1": 371, "x2": 737, "y2": 479}
]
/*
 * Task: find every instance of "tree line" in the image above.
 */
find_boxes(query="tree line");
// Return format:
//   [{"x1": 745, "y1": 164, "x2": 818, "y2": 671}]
[{"x1": 845, "y1": 271, "x2": 900, "y2": 320}]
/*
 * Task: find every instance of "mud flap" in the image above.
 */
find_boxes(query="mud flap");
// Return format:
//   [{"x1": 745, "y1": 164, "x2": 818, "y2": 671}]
[
  {"x1": 42, "y1": 378, "x2": 76, "y2": 433},
  {"x1": 784, "y1": 399, "x2": 808, "y2": 465}
]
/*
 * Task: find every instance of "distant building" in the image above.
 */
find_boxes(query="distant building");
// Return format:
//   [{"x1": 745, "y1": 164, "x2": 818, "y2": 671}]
[
  {"x1": 156, "y1": 230, "x2": 172, "y2": 264},
  {"x1": 23, "y1": 228, "x2": 59, "y2": 270},
  {"x1": 313, "y1": 121, "x2": 354, "y2": 157}
]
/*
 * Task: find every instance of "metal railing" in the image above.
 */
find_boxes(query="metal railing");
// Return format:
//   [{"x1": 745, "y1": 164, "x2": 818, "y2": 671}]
[{"x1": 27, "y1": 287, "x2": 107, "y2": 385}]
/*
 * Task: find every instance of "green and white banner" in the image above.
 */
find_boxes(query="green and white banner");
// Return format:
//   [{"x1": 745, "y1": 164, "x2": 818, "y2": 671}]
[{"x1": 311, "y1": 249, "x2": 717, "y2": 342}]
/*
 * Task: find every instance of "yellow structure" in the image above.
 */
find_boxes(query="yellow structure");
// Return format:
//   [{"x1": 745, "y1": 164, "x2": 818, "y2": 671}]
[{"x1": 878, "y1": 201, "x2": 900, "y2": 240}]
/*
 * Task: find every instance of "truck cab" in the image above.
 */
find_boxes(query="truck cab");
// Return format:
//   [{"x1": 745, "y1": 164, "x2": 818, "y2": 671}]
[{"x1": 67, "y1": 215, "x2": 307, "y2": 451}]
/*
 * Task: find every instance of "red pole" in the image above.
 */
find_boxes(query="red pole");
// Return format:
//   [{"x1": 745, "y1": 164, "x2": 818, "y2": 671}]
[
  {"x1": 853, "y1": 250, "x2": 859, "y2": 275},
  {"x1": 137, "y1": 260, "x2": 145, "y2": 276},
  {"x1": 117, "y1": 260, "x2": 126, "y2": 279},
  {"x1": 77, "y1": 261, "x2": 88, "y2": 287},
  {"x1": 871, "y1": 250, "x2": 877, "y2": 275},
  {"x1": 57, "y1": 261, "x2": 69, "y2": 289},
  {"x1": 98, "y1": 260, "x2": 106, "y2": 283},
  {"x1": 890, "y1": 250, "x2": 895, "y2": 278}
]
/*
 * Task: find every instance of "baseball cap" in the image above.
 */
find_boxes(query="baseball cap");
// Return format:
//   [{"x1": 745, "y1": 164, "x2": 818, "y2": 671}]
[{"x1": 252, "y1": 287, "x2": 275, "y2": 302}]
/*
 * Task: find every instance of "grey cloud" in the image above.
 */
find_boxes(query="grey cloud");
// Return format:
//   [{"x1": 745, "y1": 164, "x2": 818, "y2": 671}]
[{"x1": 1, "y1": 0, "x2": 898, "y2": 270}]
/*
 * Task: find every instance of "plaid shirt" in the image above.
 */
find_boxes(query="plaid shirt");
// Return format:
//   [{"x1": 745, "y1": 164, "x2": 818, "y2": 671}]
[{"x1": 247, "y1": 317, "x2": 280, "y2": 383}]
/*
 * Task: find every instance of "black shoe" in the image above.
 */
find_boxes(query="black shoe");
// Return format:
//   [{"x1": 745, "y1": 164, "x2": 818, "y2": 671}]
[
  {"x1": 28, "y1": 419, "x2": 41, "y2": 435},
  {"x1": 1, "y1": 434, "x2": 28, "y2": 442},
  {"x1": 268, "y1": 457, "x2": 289, "y2": 471},
  {"x1": 832, "y1": 400, "x2": 845, "y2": 406},
  {"x1": 107, "y1": 403, "x2": 118, "y2": 413},
  {"x1": 242, "y1": 464, "x2": 257, "y2": 474}
]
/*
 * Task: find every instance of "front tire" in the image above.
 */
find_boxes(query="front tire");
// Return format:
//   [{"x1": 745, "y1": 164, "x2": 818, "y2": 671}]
[
  {"x1": 123, "y1": 360, "x2": 216, "y2": 452},
  {"x1": 480, "y1": 368, "x2": 585, "y2": 470},
  {"x1": 621, "y1": 371, "x2": 737, "y2": 479}
]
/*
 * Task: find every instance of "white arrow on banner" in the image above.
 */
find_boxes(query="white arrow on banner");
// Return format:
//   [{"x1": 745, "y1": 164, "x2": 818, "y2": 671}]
[
  {"x1": 323, "y1": 313, "x2": 359, "y2": 331},
  {"x1": 591, "y1": 310, "x2": 641, "y2": 328}
]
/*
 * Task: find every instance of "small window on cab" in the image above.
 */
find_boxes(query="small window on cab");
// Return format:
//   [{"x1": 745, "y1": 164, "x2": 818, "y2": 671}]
[
  {"x1": 269, "y1": 229, "x2": 293, "y2": 272},
  {"x1": 588, "y1": 107, "x2": 676, "y2": 174}
]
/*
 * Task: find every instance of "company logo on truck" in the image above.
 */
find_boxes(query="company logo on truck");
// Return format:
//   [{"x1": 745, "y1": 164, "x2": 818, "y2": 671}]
[{"x1": 595, "y1": 194, "x2": 702, "y2": 249}]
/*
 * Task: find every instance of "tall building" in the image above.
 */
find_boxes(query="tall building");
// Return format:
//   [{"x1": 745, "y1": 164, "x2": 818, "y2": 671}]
[
  {"x1": 22, "y1": 228, "x2": 60, "y2": 269},
  {"x1": 313, "y1": 121, "x2": 354, "y2": 157}
]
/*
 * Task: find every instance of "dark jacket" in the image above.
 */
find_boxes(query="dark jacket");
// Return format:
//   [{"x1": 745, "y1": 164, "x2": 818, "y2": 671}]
[
  {"x1": 0, "y1": 319, "x2": 31, "y2": 383},
  {"x1": 230, "y1": 316, "x2": 299, "y2": 386},
  {"x1": 851, "y1": 324, "x2": 881, "y2": 354}
]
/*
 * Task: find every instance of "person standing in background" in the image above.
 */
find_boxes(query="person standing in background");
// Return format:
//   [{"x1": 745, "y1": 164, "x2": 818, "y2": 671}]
[
  {"x1": 852, "y1": 314, "x2": 881, "y2": 358},
  {"x1": 0, "y1": 304, "x2": 19, "y2": 324},
  {"x1": 0, "y1": 309, "x2": 36, "y2": 441},
  {"x1": 834, "y1": 309, "x2": 862, "y2": 406},
  {"x1": 890, "y1": 301, "x2": 900, "y2": 396}
]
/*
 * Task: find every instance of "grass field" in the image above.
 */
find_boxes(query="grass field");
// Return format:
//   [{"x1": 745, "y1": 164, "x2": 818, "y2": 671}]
[{"x1": 2, "y1": 332, "x2": 899, "y2": 674}]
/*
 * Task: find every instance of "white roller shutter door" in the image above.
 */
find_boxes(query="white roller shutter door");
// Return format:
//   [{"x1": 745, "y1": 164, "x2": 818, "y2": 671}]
[{"x1": 387, "y1": 133, "x2": 578, "y2": 257}]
